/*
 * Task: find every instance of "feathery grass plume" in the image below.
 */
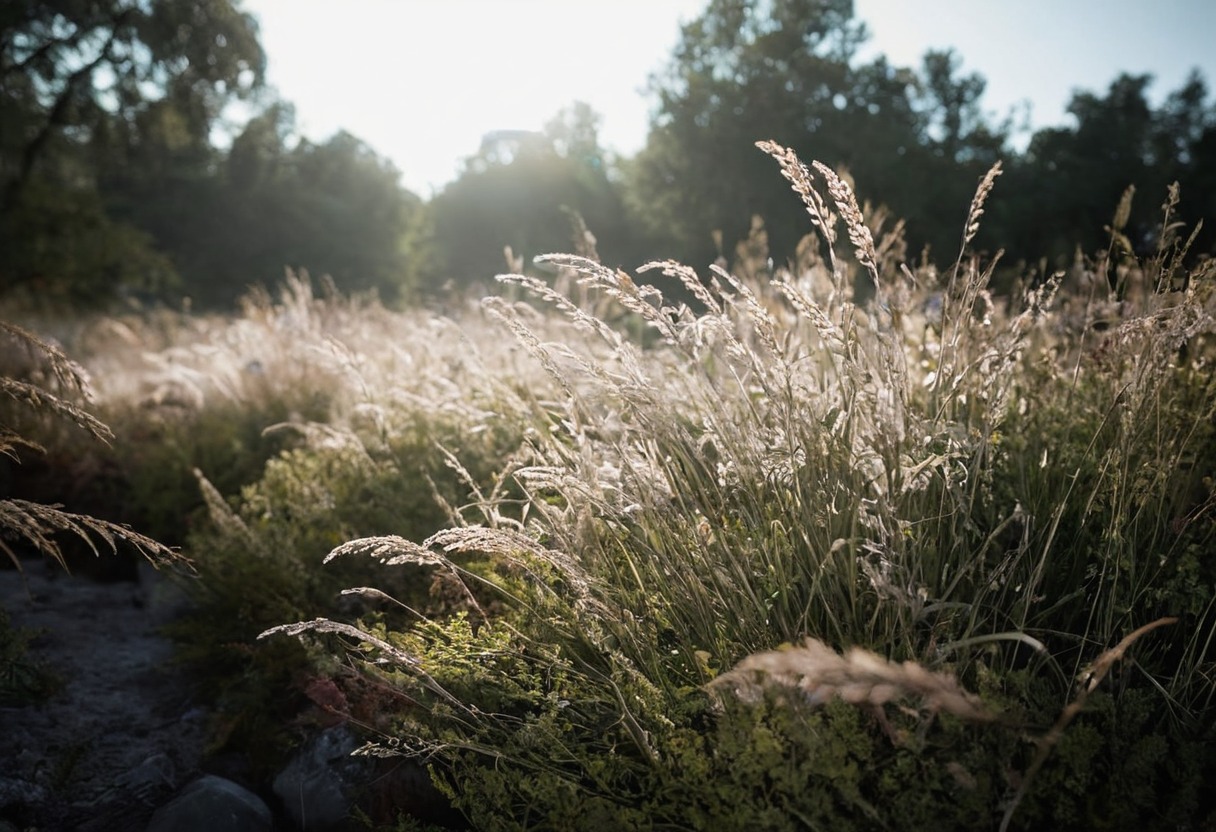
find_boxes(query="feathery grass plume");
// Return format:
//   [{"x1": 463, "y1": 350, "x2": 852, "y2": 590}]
[
  {"x1": 262, "y1": 617, "x2": 424, "y2": 671},
  {"x1": 707, "y1": 262, "x2": 785, "y2": 366},
  {"x1": 1145, "y1": 180, "x2": 1207, "y2": 295},
  {"x1": 710, "y1": 637, "x2": 991, "y2": 722},
  {"x1": 481, "y1": 296, "x2": 579, "y2": 401},
  {"x1": 960, "y1": 161, "x2": 1002, "y2": 252},
  {"x1": 0, "y1": 498, "x2": 181, "y2": 574},
  {"x1": 1111, "y1": 184, "x2": 1135, "y2": 234},
  {"x1": 1104, "y1": 183, "x2": 1138, "y2": 263},
  {"x1": 812, "y1": 160, "x2": 880, "y2": 292},
  {"x1": 325, "y1": 534, "x2": 450, "y2": 568},
  {"x1": 259, "y1": 618, "x2": 476, "y2": 716},
  {"x1": 562, "y1": 207, "x2": 600, "y2": 263},
  {"x1": 928, "y1": 180, "x2": 1016, "y2": 409},
  {"x1": 533, "y1": 253, "x2": 679, "y2": 342},
  {"x1": 639, "y1": 259, "x2": 720, "y2": 314},
  {"x1": 495, "y1": 266, "x2": 625, "y2": 348},
  {"x1": 935, "y1": 163, "x2": 1003, "y2": 365},
  {"x1": 322, "y1": 526, "x2": 608, "y2": 624},
  {"x1": 1, "y1": 319, "x2": 183, "y2": 573},
  {"x1": 192, "y1": 468, "x2": 255, "y2": 545},
  {"x1": 755, "y1": 140, "x2": 841, "y2": 283},
  {"x1": 1, "y1": 321, "x2": 112, "y2": 453}
]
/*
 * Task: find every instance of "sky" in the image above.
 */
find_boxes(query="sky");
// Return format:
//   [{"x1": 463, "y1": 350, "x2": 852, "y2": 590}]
[{"x1": 239, "y1": 0, "x2": 1216, "y2": 197}]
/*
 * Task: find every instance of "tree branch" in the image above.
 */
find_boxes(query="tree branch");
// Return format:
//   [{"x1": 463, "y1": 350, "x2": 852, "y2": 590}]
[
  {"x1": 2, "y1": 24, "x2": 85, "y2": 79},
  {"x1": 2, "y1": 26, "x2": 119, "y2": 205}
]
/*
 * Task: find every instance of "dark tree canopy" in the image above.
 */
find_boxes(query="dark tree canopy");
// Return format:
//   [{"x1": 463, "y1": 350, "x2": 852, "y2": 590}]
[
  {"x1": 620, "y1": 0, "x2": 1216, "y2": 281},
  {"x1": 2, "y1": 0, "x2": 264, "y2": 197},
  {"x1": 623, "y1": 0, "x2": 1011, "y2": 271},
  {"x1": 0, "y1": 0, "x2": 265, "y2": 302},
  {"x1": 1, "y1": 1, "x2": 423, "y2": 309},
  {"x1": 989, "y1": 71, "x2": 1216, "y2": 268}
]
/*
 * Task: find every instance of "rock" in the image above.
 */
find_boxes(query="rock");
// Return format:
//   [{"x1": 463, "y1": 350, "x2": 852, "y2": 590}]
[
  {"x1": 122, "y1": 752, "x2": 178, "y2": 801},
  {"x1": 0, "y1": 775, "x2": 48, "y2": 814},
  {"x1": 146, "y1": 775, "x2": 272, "y2": 832},
  {"x1": 273, "y1": 725, "x2": 371, "y2": 831}
]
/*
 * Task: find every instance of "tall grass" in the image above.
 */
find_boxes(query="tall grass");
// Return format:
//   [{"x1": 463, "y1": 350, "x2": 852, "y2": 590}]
[
  {"x1": 0, "y1": 320, "x2": 180, "y2": 573},
  {"x1": 255, "y1": 143, "x2": 1215, "y2": 828}
]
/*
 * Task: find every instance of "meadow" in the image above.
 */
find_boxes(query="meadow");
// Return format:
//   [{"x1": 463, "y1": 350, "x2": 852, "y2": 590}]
[{"x1": 3, "y1": 143, "x2": 1215, "y2": 830}]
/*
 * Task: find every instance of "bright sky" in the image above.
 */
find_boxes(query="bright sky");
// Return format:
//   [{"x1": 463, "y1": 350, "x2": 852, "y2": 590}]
[{"x1": 240, "y1": 0, "x2": 1216, "y2": 197}]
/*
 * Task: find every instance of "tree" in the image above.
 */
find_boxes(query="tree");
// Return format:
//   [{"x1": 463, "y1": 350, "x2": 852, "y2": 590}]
[
  {"x1": 0, "y1": 0, "x2": 264, "y2": 302},
  {"x1": 271, "y1": 130, "x2": 420, "y2": 301},
  {"x1": 995, "y1": 72, "x2": 1216, "y2": 267},
  {"x1": 624, "y1": 0, "x2": 870, "y2": 268},
  {"x1": 410, "y1": 102, "x2": 631, "y2": 292},
  {"x1": 915, "y1": 49, "x2": 1006, "y2": 166},
  {"x1": 2, "y1": 5, "x2": 420, "y2": 308},
  {"x1": 149, "y1": 107, "x2": 422, "y2": 308},
  {"x1": 622, "y1": 0, "x2": 1008, "y2": 271},
  {"x1": 2, "y1": 0, "x2": 263, "y2": 198}
]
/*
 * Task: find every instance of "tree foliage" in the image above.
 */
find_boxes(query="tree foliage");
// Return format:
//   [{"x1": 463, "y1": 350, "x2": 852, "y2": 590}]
[
  {"x1": 1, "y1": 1, "x2": 420, "y2": 308},
  {"x1": 0, "y1": 0, "x2": 264, "y2": 302},
  {"x1": 2, "y1": 1, "x2": 1214, "y2": 305},
  {"x1": 623, "y1": 0, "x2": 1011, "y2": 270},
  {"x1": 412, "y1": 102, "x2": 632, "y2": 292},
  {"x1": 130, "y1": 106, "x2": 421, "y2": 307},
  {"x1": 623, "y1": 0, "x2": 1216, "y2": 276},
  {"x1": 993, "y1": 71, "x2": 1216, "y2": 266}
]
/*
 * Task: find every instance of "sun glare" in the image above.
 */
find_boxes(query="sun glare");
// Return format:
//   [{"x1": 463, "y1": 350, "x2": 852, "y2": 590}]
[
  {"x1": 247, "y1": 0, "x2": 706, "y2": 194},
  {"x1": 246, "y1": 0, "x2": 1216, "y2": 194}
]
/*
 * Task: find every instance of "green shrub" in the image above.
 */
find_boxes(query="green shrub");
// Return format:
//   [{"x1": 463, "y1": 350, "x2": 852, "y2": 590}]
[
  {"x1": 0, "y1": 607, "x2": 60, "y2": 707},
  {"x1": 157, "y1": 290, "x2": 533, "y2": 771}
]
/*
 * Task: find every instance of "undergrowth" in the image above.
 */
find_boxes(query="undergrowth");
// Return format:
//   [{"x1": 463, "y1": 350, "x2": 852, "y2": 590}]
[{"x1": 263, "y1": 143, "x2": 1216, "y2": 829}]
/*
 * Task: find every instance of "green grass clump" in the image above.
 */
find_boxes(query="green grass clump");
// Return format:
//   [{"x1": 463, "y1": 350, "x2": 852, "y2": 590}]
[{"x1": 0, "y1": 607, "x2": 60, "y2": 707}]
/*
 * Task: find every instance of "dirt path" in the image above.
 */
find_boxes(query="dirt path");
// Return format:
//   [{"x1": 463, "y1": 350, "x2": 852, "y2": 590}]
[{"x1": 0, "y1": 557, "x2": 208, "y2": 831}]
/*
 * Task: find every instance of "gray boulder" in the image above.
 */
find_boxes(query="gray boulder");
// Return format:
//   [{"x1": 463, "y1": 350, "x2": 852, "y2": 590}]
[{"x1": 146, "y1": 775, "x2": 272, "y2": 832}]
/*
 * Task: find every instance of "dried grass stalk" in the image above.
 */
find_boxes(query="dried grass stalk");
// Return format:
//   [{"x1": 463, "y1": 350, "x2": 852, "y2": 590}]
[
  {"x1": 710, "y1": 637, "x2": 991, "y2": 722},
  {"x1": 0, "y1": 498, "x2": 184, "y2": 573}
]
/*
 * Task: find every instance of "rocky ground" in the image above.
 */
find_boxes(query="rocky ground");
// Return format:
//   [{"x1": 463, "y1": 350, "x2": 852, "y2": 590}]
[
  {"x1": 0, "y1": 556, "x2": 210, "y2": 831},
  {"x1": 0, "y1": 557, "x2": 458, "y2": 832}
]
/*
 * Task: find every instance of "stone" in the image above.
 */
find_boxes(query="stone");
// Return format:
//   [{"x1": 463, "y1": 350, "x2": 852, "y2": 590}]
[
  {"x1": 146, "y1": 775, "x2": 271, "y2": 832},
  {"x1": 122, "y1": 752, "x2": 178, "y2": 805},
  {"x1": 0, "y1": 775, "x2": 48, "y2": 814},
  {"x1": 273, "y1": 725, "x2": 371, "y2": 831}
]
